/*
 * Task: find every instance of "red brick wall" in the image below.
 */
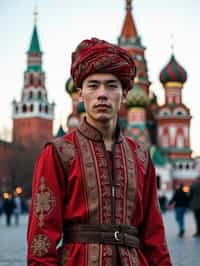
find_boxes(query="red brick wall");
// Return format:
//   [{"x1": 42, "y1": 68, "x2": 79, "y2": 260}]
[{"x1": 13, "y1": 117, "x2": 53, "y2": 148}]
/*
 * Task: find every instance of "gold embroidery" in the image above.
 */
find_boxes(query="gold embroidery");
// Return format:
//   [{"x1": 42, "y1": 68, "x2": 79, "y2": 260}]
[
  {"x1": 136, "y1": 144, "x2": 149, "y2": 172},
  {"x1": 33, "y1": 176, "x2": 56, "y2": 227},
  {"x1": 76, "y1": 132, "x2": 100, "y2": 224},
  {"x1": 51, "y1": 138, "x2": 75, "y2": 174},
  {"x1": 88, "y1": 244, "x2": 100, "y2": 265},
  {"x1": 136, "y1": 145, "x2": 146, "y2": 162},
  {"x1": 31, "y1": 234, "x2": 51, "y2": 257},
  {"x1": 123, "y1": 140, "x2": 137, "y2": 225},
  {"x1": 130, "y1": 248, "x2": 139, "y2": 266}
]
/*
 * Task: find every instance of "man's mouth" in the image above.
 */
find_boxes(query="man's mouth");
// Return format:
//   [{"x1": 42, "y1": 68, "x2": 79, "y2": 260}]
[{"x1": 94, "y1": 104, "x2": 110, "y2": 109}]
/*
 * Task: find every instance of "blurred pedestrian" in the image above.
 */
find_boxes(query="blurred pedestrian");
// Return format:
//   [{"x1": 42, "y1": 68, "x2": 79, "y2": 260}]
[
  {"x1": 13, "y1": 193, "x2": 22, "y2": 226},
  {"x1": 3, "y1": 195, "x2": 15, "y2": 226},
  {"x1": 168, "y1": 184, "x2": 189, "y2": 237},
  {"x1": 158, "y1": 192, "x2": 168, "y2": 213},
  {"x1": 189, "y1": 176, "x2": 200, "y2": 237}
]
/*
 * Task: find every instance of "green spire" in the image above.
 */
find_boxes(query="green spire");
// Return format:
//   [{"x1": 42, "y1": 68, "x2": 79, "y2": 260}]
[
  {"x1": 55, "y1": 125, "x2": 65, "y2": 138},
  {"x1": 28, "y1": 24, "x2": 41, "y2": 53}
]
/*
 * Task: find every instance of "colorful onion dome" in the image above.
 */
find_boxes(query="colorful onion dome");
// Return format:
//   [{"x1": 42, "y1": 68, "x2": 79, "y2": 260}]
[
  {"x1": 77, "y1": 101, "x2": 85, "y2": 114},
  {"x1": 65, "y1": 77, "x2": 78, "y2": 96},
  {"x1": 159, "y1": 54, "x2": 187, "y2": 84},
  {"x1": 125, "y1": 84, "x2": 149, "y2": 108}
]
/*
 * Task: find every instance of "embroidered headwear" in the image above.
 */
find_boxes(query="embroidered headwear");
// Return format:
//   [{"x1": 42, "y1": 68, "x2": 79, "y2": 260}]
[{"x1": 71, "y1": 37, "x2": 136, "y2": 90}]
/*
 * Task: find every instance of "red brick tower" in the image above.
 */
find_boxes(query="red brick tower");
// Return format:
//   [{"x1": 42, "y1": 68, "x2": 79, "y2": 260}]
[{"x1": 12, "y1": 15, "x2": 54, "y2": 148}]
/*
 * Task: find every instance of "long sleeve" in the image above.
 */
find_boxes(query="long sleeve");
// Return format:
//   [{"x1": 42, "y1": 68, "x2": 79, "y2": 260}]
[
  {"x1": 27, "y1": 144, "x2": 67, "y2": 265},
  {"x1": 140, "y1": 153, "x2": 172, "y2": 266}
]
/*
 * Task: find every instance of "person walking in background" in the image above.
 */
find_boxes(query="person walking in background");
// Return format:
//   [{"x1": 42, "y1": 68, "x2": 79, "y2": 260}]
[
  {"x1": 13, "y1": 193, "x2": 22, "y2": 226},
  {"x1": 189, "y1": 176, "x2": 200, "y2": 237},
  {"x1": 168, "y1": 184, "x2": 189, "y2": 237},
  {"x1": 3, "y1": 195, "x2": 15, "y2": 226}
]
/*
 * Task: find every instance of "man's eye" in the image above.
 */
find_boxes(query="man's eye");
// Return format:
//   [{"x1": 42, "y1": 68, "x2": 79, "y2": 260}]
[
  {"x1": 88, "y1": 84, "x2": 97, "y2": 89},
  {"x1": 108, "y1": 84, "x2": 117, "y2": 89}
]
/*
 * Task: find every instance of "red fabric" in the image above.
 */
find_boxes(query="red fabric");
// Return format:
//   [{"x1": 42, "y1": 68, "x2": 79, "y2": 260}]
[
  {"x1": 27, "y1": 128, "x2": 172, "y2": 265},
  {"x1": 71, "y1": 37, "x2": 136, "y2": 90}
]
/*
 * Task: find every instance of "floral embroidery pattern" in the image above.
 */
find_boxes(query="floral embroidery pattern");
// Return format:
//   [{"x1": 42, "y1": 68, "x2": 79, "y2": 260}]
[
  {"x1": 136, "y1": 145, "x2": 148, "y2": 171},
  {"x1": 51, "y1": 138, "x2": 75, "y2": 175},
  {"x1": 33, "y1": 176, "x2": 56, "y2": 227},
  {"x1": 31, "y1": 234, "x2": 51, "y2": 257}
]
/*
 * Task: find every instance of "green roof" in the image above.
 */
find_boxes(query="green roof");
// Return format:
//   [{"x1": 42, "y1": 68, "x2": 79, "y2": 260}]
[
  {"x1": 150, "y1": 145, "x2": 168, "y2": 166},
  {"x1": 28, "y1": 25, "x2": 42, "y2": 53},
  {"x1": 26, "y1": 65, "x2": 42, "y2": 72}
]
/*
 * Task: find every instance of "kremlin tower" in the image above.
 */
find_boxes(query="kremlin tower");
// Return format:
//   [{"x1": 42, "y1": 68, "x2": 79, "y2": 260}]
[{"x1": 12, "y1": 12, "x2": 54, "y2": 148}]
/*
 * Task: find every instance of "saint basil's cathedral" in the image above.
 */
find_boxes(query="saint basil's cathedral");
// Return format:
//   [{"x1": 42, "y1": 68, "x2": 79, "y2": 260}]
[{"x1": 0, "y1": 0, "x2": 198, "y2": 198}]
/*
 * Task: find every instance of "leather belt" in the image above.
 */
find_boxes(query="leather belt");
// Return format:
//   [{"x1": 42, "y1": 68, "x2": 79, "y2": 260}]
[{"x1": 63, "y1": 224, "x2": 140, "y2": 248}]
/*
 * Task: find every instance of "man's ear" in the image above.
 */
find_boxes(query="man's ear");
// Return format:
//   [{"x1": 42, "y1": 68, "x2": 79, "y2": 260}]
[{"x1": 77, "y1": 88, "x2": 83, "y2": 101}]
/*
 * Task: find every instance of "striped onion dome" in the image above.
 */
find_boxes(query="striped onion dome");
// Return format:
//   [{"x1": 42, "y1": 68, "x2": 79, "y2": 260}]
[
  {"x1": 126, "y1": 83, "x2": 149, "y2": 108},
  {"x1": 65, "y1": 77, "x2": 78, "y2": 95},
  {"x1": 159, "y1": 54, "x2": 187, "y2": 84}
]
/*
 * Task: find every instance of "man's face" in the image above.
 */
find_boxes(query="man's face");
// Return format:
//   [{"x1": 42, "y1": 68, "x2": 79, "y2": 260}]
[{"x1": 79, "y1": 73, "x2": 127, "y2": 124}]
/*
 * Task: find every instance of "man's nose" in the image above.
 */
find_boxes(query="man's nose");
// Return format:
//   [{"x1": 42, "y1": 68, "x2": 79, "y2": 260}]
[{"x1": 97, "y1": 84, "x2": 108, "y2": 98}]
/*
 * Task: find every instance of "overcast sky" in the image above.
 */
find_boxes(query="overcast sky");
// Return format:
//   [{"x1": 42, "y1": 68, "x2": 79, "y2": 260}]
[{"x1": 0, "y1": 0, "x2": 199, "y2": 155}]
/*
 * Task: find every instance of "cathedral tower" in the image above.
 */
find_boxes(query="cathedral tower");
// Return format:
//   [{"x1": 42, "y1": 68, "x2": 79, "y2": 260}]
[
  {"x1": 118, "y1": 0, "x2": 150, "y2": 94},
  {"x1": 157, "y1": 52, "x2": 196, "y2": 187},
  {"x1": 12, "y1": 13, "x2": 54, "y2": 148}
]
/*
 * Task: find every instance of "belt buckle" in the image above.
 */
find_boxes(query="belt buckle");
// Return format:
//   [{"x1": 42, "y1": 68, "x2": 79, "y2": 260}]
[{"x1": 114, "y1": 231, "x2": 120, "y2": 241}]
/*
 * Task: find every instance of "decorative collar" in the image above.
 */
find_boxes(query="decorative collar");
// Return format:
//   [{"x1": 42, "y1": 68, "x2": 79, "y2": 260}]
[{"x1": 78, "y1": 117, "x2": 124, "y2": 143}]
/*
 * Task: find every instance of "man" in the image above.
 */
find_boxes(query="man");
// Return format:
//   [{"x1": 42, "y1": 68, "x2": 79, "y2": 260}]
[
  {"x1": 189, "y1": 176, "x2": 200, "y2": 237},
  {"x1": 27, "y1": 38, "x2": 172, "y2": 265},
  {"x1": 168, "y1": 184, "x2": 189, "y2": 237}
]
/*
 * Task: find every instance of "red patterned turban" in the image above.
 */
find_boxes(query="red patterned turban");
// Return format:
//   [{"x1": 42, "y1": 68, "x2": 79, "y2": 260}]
[{"x1": 71, "y1": 37, "x2": 136, "y2": 90}]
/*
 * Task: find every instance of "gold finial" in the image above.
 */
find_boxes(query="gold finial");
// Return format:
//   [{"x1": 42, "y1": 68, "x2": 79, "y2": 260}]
[
  {"x1": 126, "y1": 0, "x2": 132, "y2": 9},
  {"x1": 33, "y1": 6, "x2": 38, "y2": 24},
  {"x1": 170, "y1": 33, "x2": 174, "y2": 54}
]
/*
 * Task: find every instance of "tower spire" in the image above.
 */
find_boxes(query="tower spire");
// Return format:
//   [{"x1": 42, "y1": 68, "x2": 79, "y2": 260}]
[
  {"x1": 170, "y1": 33, "x2": 174, "y2": 55},
  {"x1": 33, "y1": 6, "x2": 38, "y2": 25},
  {"x1": 28, "y1": 7, "x2": 41, "y2": 54},
  {"x1": 126, "y1": 0, "x2": 132, "y2": 10},
  {"x1": 120, "y1": 0, "x2": 137, "y2": 41}
]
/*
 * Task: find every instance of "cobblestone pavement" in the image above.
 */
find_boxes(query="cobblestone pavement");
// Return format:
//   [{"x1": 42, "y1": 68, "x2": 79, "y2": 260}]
[{"x1": 0, "y1": 211, "x2": 199, "y2": 265}]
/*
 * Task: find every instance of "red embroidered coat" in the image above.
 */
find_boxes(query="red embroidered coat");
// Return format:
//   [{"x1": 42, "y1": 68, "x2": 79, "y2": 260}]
[{"x1": 27, "y1": 119, "x2": 172, "y2": 266}]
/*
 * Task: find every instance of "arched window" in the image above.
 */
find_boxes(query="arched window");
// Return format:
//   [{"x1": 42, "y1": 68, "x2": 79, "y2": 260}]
[
  {"x1": 29, "y1": 75, "x2": 34, "y2": 85},
  {"x1": 177, "y1": 135, "x2": 184, "y2": 148},
  {"x1": 38, "y1": 91, "x2": 42, "y2": 100},
  {"x1": 45, "y1": 105, "x2": 48, "y2": 113},
  {"x1": 29, "y1": 91, "x2": 33, "y2": 100},
  {"x1": 163, "y1": 135, "x2": 169, "y2": 147},
  {"x1": 22, "y1": 104, "x2": 27, "y2": 112},
  {"x1": 30, "y1": 104, "x2": 34, "y2": 112},
  {"x1": 39, "y1": 104, "x2": 42, "y2": 112},
  {"x1": 15, "y1": 106, "x2": 18, "y2": 113}
]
